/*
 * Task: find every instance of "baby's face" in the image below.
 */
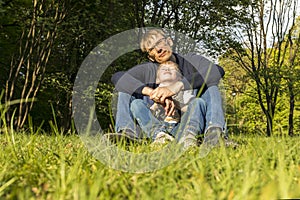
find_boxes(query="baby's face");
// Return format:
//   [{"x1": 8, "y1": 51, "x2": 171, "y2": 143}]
[{"x1": 157, "y1": 64, "x2": 180, "y2": 83}]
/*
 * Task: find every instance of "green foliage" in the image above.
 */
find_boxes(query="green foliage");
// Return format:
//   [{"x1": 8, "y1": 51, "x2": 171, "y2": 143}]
[
  {"x1": 220, "y1": 6, "x2": 300, "y2": 136},
  {"x1": 220, "y1": 47, "x2": 300, "y2": 135},
  {"x1": 30, "y1": 72, "x2": 73, "y2": 131},
  {"x1": 95, "y1": 83, "x2": 114, "y2": 132}
]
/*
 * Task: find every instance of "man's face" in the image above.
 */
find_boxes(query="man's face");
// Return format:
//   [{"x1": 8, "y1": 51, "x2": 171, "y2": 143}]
[
  {"x1": 145, "y1": 34, "x2": 173, "y2": 63},
  {"x1": 157, "y1": 64, "x2": 180, "y2": 84}
]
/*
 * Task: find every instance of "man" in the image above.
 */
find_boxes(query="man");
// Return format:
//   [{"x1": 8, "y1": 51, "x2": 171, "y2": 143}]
[{"x1": 111, "y1": 28, "x2": 226, "y2": 148}]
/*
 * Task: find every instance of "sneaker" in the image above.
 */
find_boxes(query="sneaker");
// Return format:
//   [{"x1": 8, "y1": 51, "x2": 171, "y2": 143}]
[
  {"x1": 153, "y1": 132, "x2": 174, "y2": 144},
  {"x1": 199, "y1": 127, "x2": 223, "y2": 158},
  {"x1": 105, "y1": 129, "x2": 140, "y2": 144},
  {"x1": 178, "y1": 131, "x2": 197, "y2": 150},
  {"x1": 203, "y1": 127, "x2": 222, "y2": 146}
]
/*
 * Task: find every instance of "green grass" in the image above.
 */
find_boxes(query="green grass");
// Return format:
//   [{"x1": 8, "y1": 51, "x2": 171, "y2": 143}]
[{"x1": 0, "y1": 129, "x2": 299, "y2": 200}]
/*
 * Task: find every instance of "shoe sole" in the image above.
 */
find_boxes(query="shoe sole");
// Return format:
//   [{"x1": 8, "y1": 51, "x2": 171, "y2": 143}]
[{"x1": 153, "y1": 132, "x2": 174, "y2": 144}]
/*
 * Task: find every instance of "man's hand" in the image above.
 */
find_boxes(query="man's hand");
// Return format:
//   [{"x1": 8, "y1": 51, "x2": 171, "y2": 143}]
[
  {"x1": 150, "y1": 87, "x2": 175, "y2": 102},
  {"x1": 150, "y1": 81, "x2": 184, "y2": 102}
]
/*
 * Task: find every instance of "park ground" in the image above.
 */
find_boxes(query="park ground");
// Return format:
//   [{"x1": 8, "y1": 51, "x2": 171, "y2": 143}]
[{"x1": 0, "y1": 131, "x2": 299, "y2": 200}]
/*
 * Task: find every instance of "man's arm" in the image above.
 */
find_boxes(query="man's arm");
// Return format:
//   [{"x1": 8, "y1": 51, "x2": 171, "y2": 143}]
[
  {"x1": 181, "y1": 64, "x2": 224, "y2": 89},
  {"x1": 111, "y1": 63, "x2": 175, "y2": 116},
  {"x1": 176, "y1": 53, "x2": 225, "y2": 90},
  {"x1": 150, "y1": 54, "x2": 225, "y2": 102},
  {"x1": 111, "y1": 62, "x2": 157, "y2": 94}
]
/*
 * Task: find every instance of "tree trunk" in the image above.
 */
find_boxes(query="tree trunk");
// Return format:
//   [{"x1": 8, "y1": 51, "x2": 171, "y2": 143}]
[
  {"x1": 265, "y1": 107, "x2": 274, "y2": 137},
  {"x1": 288, "y1": 83, "x2": 294, "y2": 136}
]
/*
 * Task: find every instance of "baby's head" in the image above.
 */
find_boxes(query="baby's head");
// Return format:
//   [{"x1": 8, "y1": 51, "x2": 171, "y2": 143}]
[{"x1": 156, "y1": 61, "x2": 182, "y2": 85}]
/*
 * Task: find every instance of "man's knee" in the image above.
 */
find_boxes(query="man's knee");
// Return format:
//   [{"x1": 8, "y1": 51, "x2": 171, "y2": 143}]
[
  {"x1": 190, "y1": 98, "x2": 206, "y2": 107},
  {"x1": 130, "y1": 99, "x2": 145, "y2": 112}
]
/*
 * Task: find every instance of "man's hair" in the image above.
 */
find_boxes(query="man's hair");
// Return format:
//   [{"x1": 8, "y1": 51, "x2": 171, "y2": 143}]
[{"x1": 140, "y1": 29, "x2": 167, "y2": 52}]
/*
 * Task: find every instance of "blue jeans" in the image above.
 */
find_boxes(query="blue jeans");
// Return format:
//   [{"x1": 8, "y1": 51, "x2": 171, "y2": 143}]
[
  {"x1": 200, "y1": 85, "x2": 225, "y2": 132},
  {"x1": 130, "y1": 98, "x2": 206, "y2": 140},
  {"x1": 114, "y1": 86, "x2": 225, "y2": 137}
]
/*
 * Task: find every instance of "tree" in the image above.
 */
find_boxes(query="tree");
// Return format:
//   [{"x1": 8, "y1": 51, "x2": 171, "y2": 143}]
[
  {"x1": 135, "y1": 0, "x2": 250, "y2": 57},
  {"x1": 2, "y1": 0, "x2": 141, "y2": 131},
  {"x1": 26, "y1": 0, "x2": 145, "y2": 132},
  {"x1": 283, "y1": 16, "x2": 300, "y2": 136},
  {"x1": 225, "y1": 0, "x2": 299, "y2": 136},
  {"x1": 220, "y1": 51, "x2": 267, "y2": 135},
  {"x1": 4, "y1": 0, "x2": 67, "y2": 129}
]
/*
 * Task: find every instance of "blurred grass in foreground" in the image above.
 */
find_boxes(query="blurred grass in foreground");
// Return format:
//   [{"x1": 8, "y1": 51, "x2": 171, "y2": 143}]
[{"x1": 0, "y1": 130, "x2": 299, "y2": 200}]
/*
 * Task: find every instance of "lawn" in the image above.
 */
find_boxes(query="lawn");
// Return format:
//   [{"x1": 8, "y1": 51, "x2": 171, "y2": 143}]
[{"x1": 0, "y1": 130, "x2": 299, "y2": 200}]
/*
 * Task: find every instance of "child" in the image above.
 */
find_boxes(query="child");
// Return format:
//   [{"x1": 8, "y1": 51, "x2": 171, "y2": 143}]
[
  {"x1": 150, "y1": 61, "x2": 195, "y2": 127},
  {"x1": 130, "y1": 61, "x2": 202, "y2": 144}
]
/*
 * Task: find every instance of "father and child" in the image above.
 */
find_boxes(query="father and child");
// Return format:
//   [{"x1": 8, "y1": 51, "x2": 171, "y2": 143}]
[{"x1": 109, "y1": 28, "x2": 237, "y2": 151}]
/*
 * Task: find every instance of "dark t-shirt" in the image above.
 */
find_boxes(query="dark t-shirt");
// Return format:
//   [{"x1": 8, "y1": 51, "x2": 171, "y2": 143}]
[{"x1": 111, "y1": 53, "x2": 225, "y2": 94}]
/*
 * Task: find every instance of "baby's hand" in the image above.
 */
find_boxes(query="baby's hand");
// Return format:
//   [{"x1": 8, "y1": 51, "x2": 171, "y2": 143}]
[{"x1": 163, "y1": 98, "x2": 176, "y2": 116}]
